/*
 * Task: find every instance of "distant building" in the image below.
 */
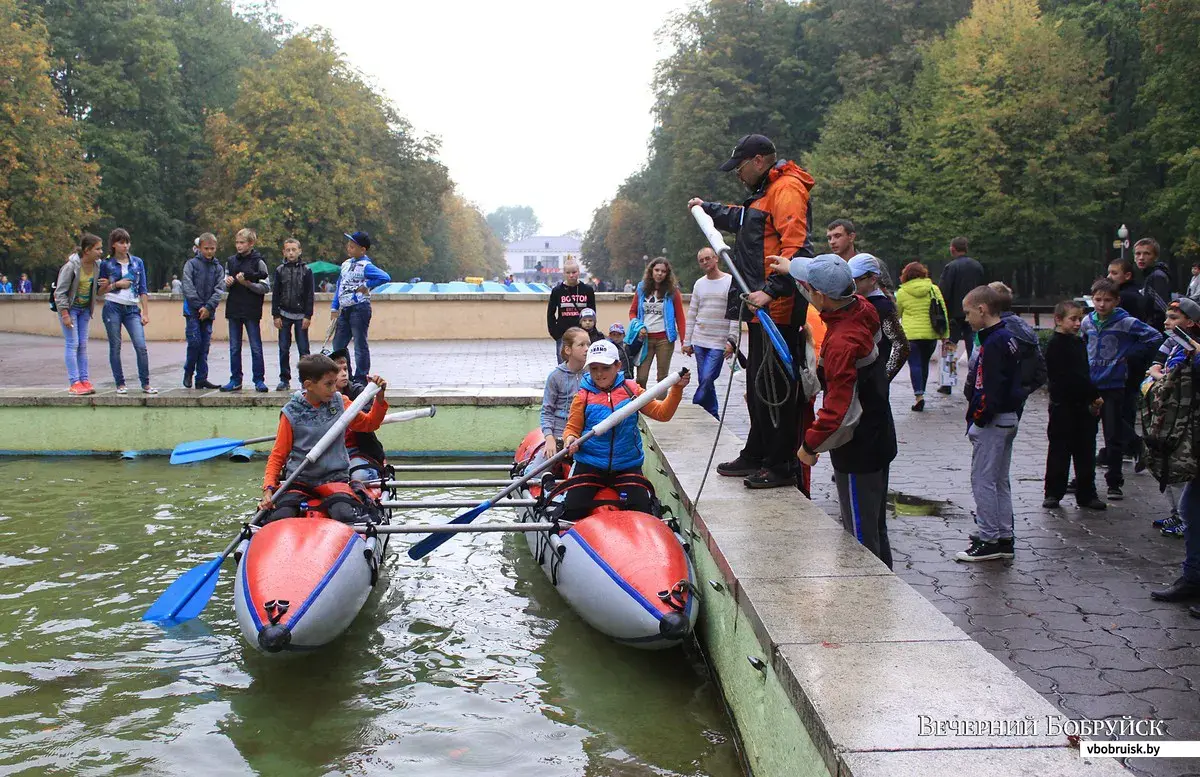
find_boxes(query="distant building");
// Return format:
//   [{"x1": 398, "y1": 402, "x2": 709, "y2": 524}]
[{"x1": 504, "y1": 235, "x2": 585, "y2": 284}]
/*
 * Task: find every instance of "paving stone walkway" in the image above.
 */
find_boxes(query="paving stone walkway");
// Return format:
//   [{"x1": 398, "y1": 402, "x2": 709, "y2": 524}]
[
  {"x1": 7, "y1": 332, "x2": 1198, "y2": 773},
  {"x1": 804, "y1": 372, "x2": 1200, "y2": 777}
]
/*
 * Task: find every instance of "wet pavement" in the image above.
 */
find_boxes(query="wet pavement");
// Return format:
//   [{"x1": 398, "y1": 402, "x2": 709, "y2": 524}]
[
  {"x1": 806, "y1": 364, "x2": 1200, "y2": 777},
  {"x1": 7, "y1": 332, "x2": 1199, "y2": 774}
]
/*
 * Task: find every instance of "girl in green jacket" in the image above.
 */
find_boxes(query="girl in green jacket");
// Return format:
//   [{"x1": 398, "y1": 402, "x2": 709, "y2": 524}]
[{"x1": 895, "y1": 262, "x2": 949, "y2": 411}]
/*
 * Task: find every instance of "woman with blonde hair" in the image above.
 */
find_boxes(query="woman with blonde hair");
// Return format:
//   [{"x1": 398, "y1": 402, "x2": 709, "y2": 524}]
[
  {"x1": 628, "y1": 257, "x2": 686, "y2": 386},
  {"x1": 895, "y1": 261, "x2": 949, "y2": 412}
]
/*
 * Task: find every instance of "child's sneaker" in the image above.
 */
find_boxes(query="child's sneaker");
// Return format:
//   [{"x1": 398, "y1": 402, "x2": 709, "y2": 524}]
[
  {"x1": 1042, "y1": 496, "x2": 1061, "y2": 508},
  {"x1": 1161, "y1": 515, "x2": 1187, "y2": 537},
  {"x1": 1107, "y1": 486, "x2": 1124, "y2": 501},
  {"x1": 253, "y1": 381, "x2": 269, "y2": 393},
  {"x1": 955, "y1": 537, "x2": 1015, "y2": 562},
  {"x1": 68, "y1": 382, "x2": 89, "y2": 396},
  {"x1": 1152, "y1": 511, "x2": 1176, "y2": 528}
]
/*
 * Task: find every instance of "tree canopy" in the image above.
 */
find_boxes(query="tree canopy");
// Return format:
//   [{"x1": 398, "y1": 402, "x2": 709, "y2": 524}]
[
  {"x1": 486, "y1": 206, "x2": 542, "y2": 243},
  {"x1": 589, "y1": 0, "x2": 1200, "y2": 299}
]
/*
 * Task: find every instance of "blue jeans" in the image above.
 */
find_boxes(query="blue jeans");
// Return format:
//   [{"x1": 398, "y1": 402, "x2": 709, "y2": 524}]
[
  {"x1": 102, "y1": 301, "x2": 150, "y2": 387},
  {"x1": 907, "y1": 339, "x2": 938, "y2": 395},
  {"x1": 332, "y1": 303, "x2": 372, "y2": 381},
  {"x1": 59, "y1": 307, "x2": 92, "y2": 384},
  {"x1": 691, "y1": 345, "x2": 725, "y2": 419},
  {"x1": 228, "y1": 318, "x2": 265, "y2": 385},
  {"x1": 1179, "y1": 478, "x2": 1200, "y2": 583},
  {"x1": 184, "y1": 315, "x2": 213, "y2": 383},
  {"x1": 278, "y1": 317, "x2": 310, "y2": 382}
]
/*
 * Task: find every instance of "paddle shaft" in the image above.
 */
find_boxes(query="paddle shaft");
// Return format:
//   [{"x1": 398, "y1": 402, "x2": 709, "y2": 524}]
[
  {"x1": 356, "y1": 522, "x2": 556, "y2": 534},
  {"x1": 382, "y1": 498, "x2": 536, "y2": 508},
  {"x1": 248, "y1": 407, "x2": 435, "y2": 449},
  {"x1": 690, "y1": 205, "x2": 797, "y2": 381},
  {"x1": 383, "y1": 479, "x2": 515, "y2": 488},
  {"x1": 163, "y1": 382, "x2": 383, "y2": 619}
]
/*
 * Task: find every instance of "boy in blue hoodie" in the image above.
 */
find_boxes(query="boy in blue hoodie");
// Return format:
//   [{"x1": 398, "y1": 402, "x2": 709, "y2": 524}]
[
  {"x1": 1082, "y1": 278, "x2": 1163, "y2": 500},
  {"x1": 957, "y1": 285, "x2": 1025, "y2": 562}
]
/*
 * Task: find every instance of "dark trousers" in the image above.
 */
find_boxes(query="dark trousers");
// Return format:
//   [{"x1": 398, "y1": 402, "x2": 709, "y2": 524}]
[
  {"x1": 741, "y1": 323, "x2": 801, "y2": 471},
  {"x1": 1044, "y1": 402, "x2": 1099, "y2": 502},
  {"x1": 184, "y1": 315, "x2": 213, "y2": 383},
  {"x1": 1122, "y1": 362, "x2": 1146, "y2": 457},
  {"x1": 278, "y1": 317, "x2": 310, "y2": 382},
  {"x1": 562, "y1": 462, "x2": 652, "y2": 523},
  {"x1": 907, "y1": 339, "x2": 938, "y2": 395},
  {"x1": 949, "y1": 318, "x2": 975, "y2": 359},
  {"x1": 331, "y1": 302, "x2": 372, "y2": 381},
  {"x1": 228, "y1": 318, "x2": 265, "y2": 385},
  {"x1": 834, "y1": 468, "x2": 893, "y2": 569},
  {"x1": 1099, "y1": 388, "x2": 1127, "y2": 488}
]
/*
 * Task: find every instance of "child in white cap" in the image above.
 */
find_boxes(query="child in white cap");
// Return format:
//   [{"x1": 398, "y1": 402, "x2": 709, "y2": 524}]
[{"x1": 561, "y1": 340, "x2": 689, "y2": 521}]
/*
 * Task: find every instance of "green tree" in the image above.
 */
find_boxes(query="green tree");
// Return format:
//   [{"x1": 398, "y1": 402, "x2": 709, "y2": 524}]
[
  {"x1": 605, "y1": 198, "x2": 654, "y2": 283},
  {"x1": 195, "y1": 32, "x2": 450, "y2": 279},
  {"x1": 485, "y1": 205, "x2": 541, "y2": 243},
  {"x1": 581, "y1": 201, "x2": 614, "y2": 283},
  {"x1": 899, "y1": 0, "x2": 1111, "y2": 296},
  {"x1": 0, "y1": 0, "x2": 98, "y2": 271},
  {"x1": 425, "y1": 194, "x2": 506, "y2": 280},
  {"x1": 1140, "y1": 0, "x2": 1200, "y2": 254}
]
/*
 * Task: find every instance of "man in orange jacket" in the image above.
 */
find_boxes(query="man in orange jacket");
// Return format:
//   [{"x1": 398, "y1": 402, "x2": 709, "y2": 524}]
[{"x1": 688, "y1": 133, "x2": 816, "y2": 490}]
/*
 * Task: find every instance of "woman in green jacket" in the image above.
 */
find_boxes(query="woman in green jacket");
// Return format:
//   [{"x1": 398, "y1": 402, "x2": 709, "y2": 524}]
[{"x1": 895, "y1": 262, "x2": 949, "y2": 412}]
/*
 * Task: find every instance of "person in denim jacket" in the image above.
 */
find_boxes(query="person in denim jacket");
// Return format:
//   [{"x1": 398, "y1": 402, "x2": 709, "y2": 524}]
[{"x1": 98, "y1": 228, "x2": 156, "y2": 394}]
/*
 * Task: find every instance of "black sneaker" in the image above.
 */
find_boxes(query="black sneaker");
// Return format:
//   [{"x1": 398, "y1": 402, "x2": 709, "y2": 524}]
[
  {"x1": 717, "y1": 456, "x2": 760, "y2": 477},
  {"x1": 1107, "y1": 486, "x2": 1124, "y2": 501},
  {"x1": 743, "y1": 468, "x2": 796, "y2": 489},
  {"x1": 183, "y1": 374, "x2": 193, "y2": 389},
  {"x1": 937, "y1": 386, "x2": 952, "y2": 395},
  {"x1": 1042, "y1": 497, "x2": 1061, "y2": 508},
  {"x1": 195, "y1": 380, "x2": 220, "y2": 390},
  {"x1": 1065, "y1": 479, "x2": 1077, "y2": 494},
  {"x1": 1079, "y1": 497, "x2": 1107, "y2": 510},
  {"x1": 955, "y1": 538, "x2": 1015, "y2": 562}
]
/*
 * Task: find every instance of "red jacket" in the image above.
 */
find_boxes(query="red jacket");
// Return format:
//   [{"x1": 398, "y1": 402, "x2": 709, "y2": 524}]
[{"x1": 803, "y1": 296, "x2": 897, "y2": 473}]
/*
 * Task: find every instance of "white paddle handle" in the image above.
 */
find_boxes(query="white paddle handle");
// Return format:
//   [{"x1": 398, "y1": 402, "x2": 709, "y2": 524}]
[
  {"x1": 304, "y1": 381, "x2": 382, "y2": 465},
  {"x1": 380, "y1": 406, "x2": 436, "y2": 426},
  {"x1": 591, "y1": 369, "x2": 684, "y2": 437},
  {"x1": 690, "y1": 205, "x2": 732, "y2": 255}
]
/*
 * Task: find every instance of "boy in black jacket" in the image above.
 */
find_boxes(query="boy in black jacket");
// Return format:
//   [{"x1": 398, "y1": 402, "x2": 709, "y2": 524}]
[
  {"x1": 1042, "y1": 300, "x2": 1106, "y2": 511},
  {"x1": 272, "y1": 238, "x2": 315, "y2": 391},
  {"x1": 958, "y1": 285, "x2": 1023, "y2": 563}
]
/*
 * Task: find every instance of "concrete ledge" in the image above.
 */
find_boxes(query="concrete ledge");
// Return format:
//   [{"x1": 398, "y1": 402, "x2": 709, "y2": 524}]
[
  {"x1": 0, "y1": 388, "x2": 539, "y2": 454},
  {"x1": 642, "y1": 404, "x2": 1124, "y2": 777}
]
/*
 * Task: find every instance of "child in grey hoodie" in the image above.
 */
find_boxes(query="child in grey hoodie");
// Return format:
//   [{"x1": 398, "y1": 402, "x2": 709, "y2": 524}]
[{"x1": 540, "y1": 327, "x2": 590, "y2": 457}]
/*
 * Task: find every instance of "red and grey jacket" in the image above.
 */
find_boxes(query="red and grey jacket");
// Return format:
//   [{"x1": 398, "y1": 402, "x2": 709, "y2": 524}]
[
  {"x1": 801, "y1": 297, "x2": 897, "y2": 474},
  {"x1": 699, "y1": 160, "x2": 815, "y2": 326}
]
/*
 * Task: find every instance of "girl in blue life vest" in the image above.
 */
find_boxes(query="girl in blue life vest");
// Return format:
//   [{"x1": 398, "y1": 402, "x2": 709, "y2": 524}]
[{"x1": 560, "y1": 340, "x2": 689, "y2": 521}]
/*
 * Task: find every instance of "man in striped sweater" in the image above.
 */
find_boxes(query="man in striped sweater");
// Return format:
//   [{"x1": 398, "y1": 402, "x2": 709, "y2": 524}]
[{"x1": 682, "y1": 248, "x2": 739, "y2": 418}]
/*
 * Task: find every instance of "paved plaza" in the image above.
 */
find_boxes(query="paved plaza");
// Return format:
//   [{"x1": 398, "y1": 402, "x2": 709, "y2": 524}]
[{"x1": 6, "y1": 333, "x2": 1199, "y2": 774}]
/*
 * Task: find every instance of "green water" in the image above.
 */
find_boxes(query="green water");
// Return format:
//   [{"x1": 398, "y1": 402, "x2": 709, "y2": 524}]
[{"x1": 0, "y1": 459, "x2": 742, "y2": 776}]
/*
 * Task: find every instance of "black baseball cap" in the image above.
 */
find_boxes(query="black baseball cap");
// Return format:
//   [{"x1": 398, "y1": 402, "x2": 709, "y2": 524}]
[
  {"x1": 719, "y1": 134, "x2": 776, "y2": 172},
  {"x1": 344, "y1": 231, "x2": 372, "y2": 249}
]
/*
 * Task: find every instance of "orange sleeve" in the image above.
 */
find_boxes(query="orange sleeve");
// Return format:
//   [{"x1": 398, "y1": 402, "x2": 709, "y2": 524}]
[
  {"x1": 347, "y1": 392, "x2": 389, "y2": 432},
  {"x1": 629, "y1": 293, "x2": 638, "y2": 320},
  {"x1": 637, "y1": 382, "x2": 684, "y2": 422},
  {"x1": 264, "y1": 414, "x2": 293, "y2": 489},
  {"x1": 562, "y1": 392, "x2": 587, "y2": 440},
  {"x1": 770, "y1": 182, "x2": 811, "y2": 262},
  {"x1": 672, "y1": 291, "x2": 686, "y2": 344}
]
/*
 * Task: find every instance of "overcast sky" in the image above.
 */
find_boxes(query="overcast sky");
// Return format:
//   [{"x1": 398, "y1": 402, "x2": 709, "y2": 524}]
[{"x1": 271, "y1": 0, "x2": 691, "y2": 235}]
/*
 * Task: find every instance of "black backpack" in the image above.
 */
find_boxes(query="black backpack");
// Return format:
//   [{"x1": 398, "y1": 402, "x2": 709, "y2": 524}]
[{"x1": 928, "y1": 293, "x2": 948, "y2": 337}]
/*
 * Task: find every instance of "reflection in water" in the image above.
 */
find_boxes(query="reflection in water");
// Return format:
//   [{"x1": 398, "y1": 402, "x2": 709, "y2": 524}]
[{"x1": 0, "y1": 459, "x2": 741, "y2": 775}]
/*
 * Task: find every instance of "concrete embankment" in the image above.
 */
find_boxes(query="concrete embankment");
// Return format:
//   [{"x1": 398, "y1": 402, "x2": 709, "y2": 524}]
[{"x1": 643, "y1": 405, "x2": 1125, "y2": 777}]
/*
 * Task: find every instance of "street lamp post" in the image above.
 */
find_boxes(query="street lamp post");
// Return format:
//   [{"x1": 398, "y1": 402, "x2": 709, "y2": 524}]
[{"x1": 1118, "y1": 224, "x2": 1129, "y2": 262}]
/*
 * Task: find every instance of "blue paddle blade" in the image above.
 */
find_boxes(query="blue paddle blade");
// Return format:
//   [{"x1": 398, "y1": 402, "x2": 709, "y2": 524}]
[
  {"x1": 755, "y1": 310, "x2": 797, "y2": 381},
  {"x1": 170, "y1": 438, "x2": 245, "y2": 465},
  {"x1": 407, "y1": 500, "x2": 492, "y2": 560},
  {"x1": 141, "y1": 556, "x2": 224, "y2": 622}
]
